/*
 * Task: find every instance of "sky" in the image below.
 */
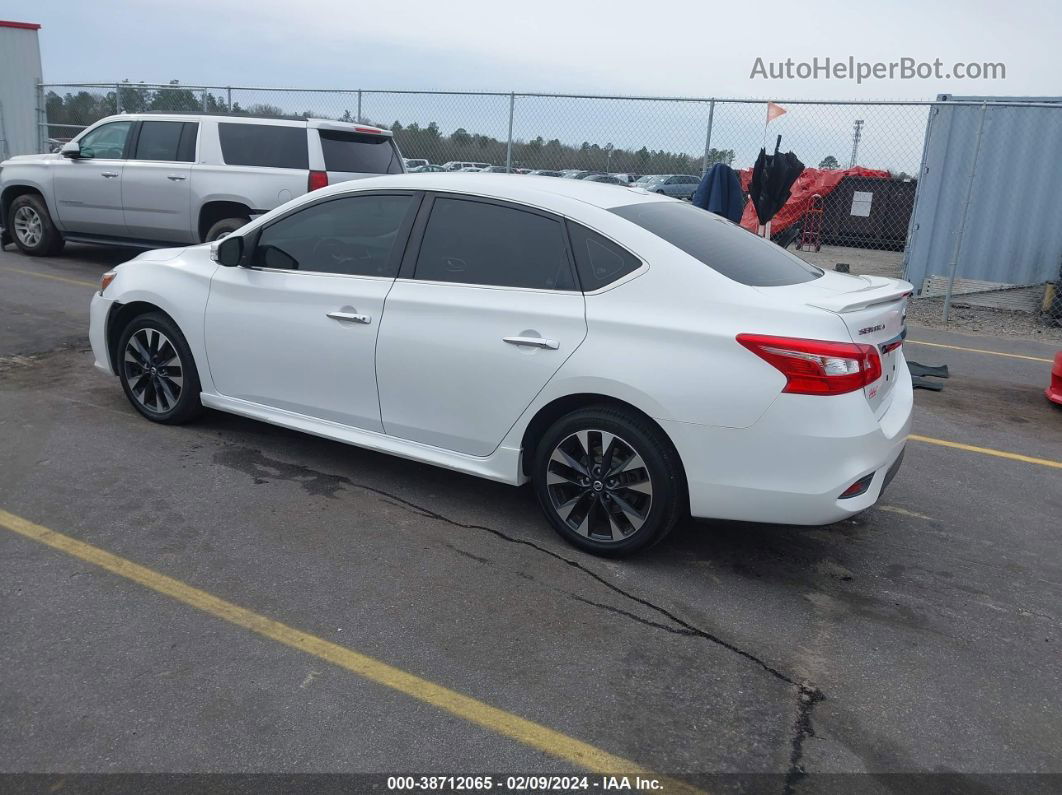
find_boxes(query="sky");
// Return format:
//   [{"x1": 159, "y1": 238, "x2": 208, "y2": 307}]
[{"x1": 6, "y1": 0, "x2": 1061, "y2": 170}]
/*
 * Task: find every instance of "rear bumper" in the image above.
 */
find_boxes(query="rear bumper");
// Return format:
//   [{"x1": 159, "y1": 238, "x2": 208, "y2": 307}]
[{"x1": 665, "y1": 357, "x2": 913, "y2": 526}]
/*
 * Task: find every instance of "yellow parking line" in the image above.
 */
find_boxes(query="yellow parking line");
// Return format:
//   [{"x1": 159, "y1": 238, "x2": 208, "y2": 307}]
[
  {"x1": 909, "y1": 434, "x2": 1062, "y2": 470},
  {"x1": 0, "y1": 266, "x2": 98, "y2": 289},
  {"x1": 906, "y1": 339, "x2": 1053, "y2": 363},
  {"x1": 0, "y1": 508, "x2": 701, "y2": 793}
]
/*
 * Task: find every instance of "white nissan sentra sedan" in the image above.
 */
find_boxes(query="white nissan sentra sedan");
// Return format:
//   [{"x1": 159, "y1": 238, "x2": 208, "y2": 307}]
[{"x1": 89, "y1": 174, "x2": 913, "y2": 556}]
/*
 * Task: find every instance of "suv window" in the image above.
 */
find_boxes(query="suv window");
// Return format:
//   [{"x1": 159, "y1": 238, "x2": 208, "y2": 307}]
[
  {"x1": 218, "y1": 123, "x2": 309, "y2": 169},
  {"x1": 251, "y1": 195, "x2": 414, "y2": 276},
  {"x1": 415, "y1": 197, "x2": 575, "y2": 290},
  {"x1": 566, "y1": 222, "x2": 641, "y2": 290},
  {"x1": 78, "y1": 121, "x2": 133, "y2": 159},
  {"x1": 133, "y1": 121, "x2": 198, "y2": 162},
  {"x1": 610, "y1": 202, "x2": 822, "y2": 286},
  {"x1": 318, "y1": 130, "x2": 402, "y2": 174}
]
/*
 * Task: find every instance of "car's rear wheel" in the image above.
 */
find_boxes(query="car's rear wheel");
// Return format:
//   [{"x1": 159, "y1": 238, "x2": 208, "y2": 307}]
[
  {"x1": 532, "y1": 406, "x2": 685, "y2": 556},
  {"x1": 117, "y1": 313, "x2": 203, "y2": 424},
  {"x1": 205, "y1": 217, "x2": 250, "y2": 242},
  {"x1": 8, "y1": 194, "x2": 65, "y2": 256}
]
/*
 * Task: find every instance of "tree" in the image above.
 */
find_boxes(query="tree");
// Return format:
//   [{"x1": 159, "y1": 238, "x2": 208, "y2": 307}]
[
  {"x1": 451, "y1": 127, "x2": 471, "y2": 146},
  {"x1": 819, "y1": 155, "x2": 840, "y2": 169}
]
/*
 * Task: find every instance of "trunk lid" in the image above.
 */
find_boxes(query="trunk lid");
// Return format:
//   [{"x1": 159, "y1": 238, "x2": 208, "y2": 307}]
[{"x1": 758, "y1": 271, "x2": 912, "y2": 415}]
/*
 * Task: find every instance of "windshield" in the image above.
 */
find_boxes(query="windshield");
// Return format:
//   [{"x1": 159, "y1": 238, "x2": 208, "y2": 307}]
[
  {"x1": 610, "y1": 201, "x2": 823, "y2": 286},
  {"x1": 318, "y1": 130, "x2": 403, "y2": 174}
]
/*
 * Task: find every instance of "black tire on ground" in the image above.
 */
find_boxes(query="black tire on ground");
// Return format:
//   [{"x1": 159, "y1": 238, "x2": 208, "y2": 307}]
[
  {"x1": 205, "y1": 217, "x2": 250, "y2": 242},
  {"x1": 7, "y1": 193, "x2": 65, "y2": 256},
  {"x1": 532, "y1": 405, "x2": 686, "y2": 557},
  {"x1": 117, "y1": 312, "x2": 204, "y2": 425}
]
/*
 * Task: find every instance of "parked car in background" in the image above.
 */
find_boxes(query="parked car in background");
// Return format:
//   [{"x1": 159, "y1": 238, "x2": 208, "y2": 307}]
[
  {"x1": 442, "y1": 161, "x2": 490, "y2": 171},
  {"x1": 479, "y1": 166, "x2": 510, "y2": 173},
  {"x1": 90, "y1": 173, "x2": 912, "y2": 556},
  {"x1": 527, "y1": 170, "x2": 564, "y2": 177},
  {"x1": 638, "y1": 174, "x2": 701, "y2": 199},
  {"x1": 409, "y1": 164, "x2": 447, "y2": 173},
  {"x1": 584, "y1": 174, "x2": 628, "y2": 186},
  {"x1": 0, "y1": 113, "x2": 404, "y2": 254},
  {"x1": 403, "y1": 158, "x2": 429, "y2": 170},
  {"x1": 559, "y1": 169, "x2": 593, "y2": 179}
]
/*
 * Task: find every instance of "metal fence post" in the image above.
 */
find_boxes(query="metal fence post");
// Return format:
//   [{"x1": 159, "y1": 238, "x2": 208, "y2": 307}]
[
  {"x1": 36, "y1": 79, "x2": 47, "y2": 153},
  {"x1": 505, "y1": 93, "x2": 515, "y2": 173},
  {"x1": 115, "y1": 82, "x2": 122, "y2": 114},
  {"x1": 201, "y1": 89, "x2": 208, "y2": 112},
  {"x1": 942, "y1": 102, "x2": 988, "y2": 323},
  {"x1": 357, "y1": 90, "x2": 362, "y2": 123},
  {"x1": 701, "y1": 99, "x2": 716, "y2": 174},
  {"x1": 227, "y1": 86, "x2": 232, "y2": 112}
]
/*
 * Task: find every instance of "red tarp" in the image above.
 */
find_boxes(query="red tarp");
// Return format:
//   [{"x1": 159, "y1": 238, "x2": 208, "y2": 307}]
[{"x1": 737, "y1": 166, "x2": 890, "y2": 235}]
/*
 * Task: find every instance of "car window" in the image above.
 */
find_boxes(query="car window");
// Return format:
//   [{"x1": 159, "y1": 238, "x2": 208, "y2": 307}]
[
  {"x1": 176, "y1": 122, "x2": 198, "y2": 162},
  {"x1": 610, "y1": 201, "x2": 822, "y2": 286},
  {"x1": 78, "y1": 121, "x2": 133, "y2": 159},
  {"x1": 218, "y1": 123, "x2": 309, "y2": 169},
  {"x1": 133, "y1": 121, "x2": 187, "y2": 161},
  {"x1": 251, "y1": 194, "x2": 414, "y2": 276},
  {"x1": 318, "y1": 130, "x2": 402, "y2": 174},
  {"x1": 415, "y1": 197, "x2": 575, "y2": 290},
  {"x1": 566, "y1": 221, "x2": 642, "y2": 291}
]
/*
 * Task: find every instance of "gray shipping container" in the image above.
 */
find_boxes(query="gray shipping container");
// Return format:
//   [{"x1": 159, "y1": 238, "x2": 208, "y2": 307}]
[
  {"x1": 0, "y1": 20, "x2": 43, "y2": 159},
  {"x1": 903, "y1": 95, "x2": 1062, "y2": 293}
]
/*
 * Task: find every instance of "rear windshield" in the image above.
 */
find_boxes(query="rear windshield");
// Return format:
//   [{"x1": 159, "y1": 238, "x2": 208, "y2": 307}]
[
  {"x1": 218, "y1": 123, "x2": 308, "y2": 169},
  {"x1": 319, "y1": 130, "x2": 403, "y2": 174},
  {"x1": 610, "y1": 202, "x2": 822, "y2": 286}
]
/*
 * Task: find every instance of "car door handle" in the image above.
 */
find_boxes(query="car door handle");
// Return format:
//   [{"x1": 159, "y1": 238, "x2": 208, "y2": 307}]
[
  {"x1": 327, "y1": 311, "x2": 371, "y2": 324},
  {"x1": 100, "y1": 172, "x2": 119, "y2": 178},
  {"x1": 503, "y1": 336, "x2": 559, "y2": 350},
  {"x1": 166, "y1": 174, "x2": 186, "y2": 181}
]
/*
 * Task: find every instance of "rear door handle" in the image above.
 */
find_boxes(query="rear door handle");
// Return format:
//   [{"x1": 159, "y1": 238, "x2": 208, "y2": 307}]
[
  {"x1": 327, "y1": 311, "x2": 371, "y2": 324},
  {"x1": 503, "y1": 336, "x2": 559, "y2": 350},
  {"x1": 100, "y1": 172, "x2": 119, "y2": 178},
  {"x1": 166, "y1": 174, "x2": 186, "y2": 181}
]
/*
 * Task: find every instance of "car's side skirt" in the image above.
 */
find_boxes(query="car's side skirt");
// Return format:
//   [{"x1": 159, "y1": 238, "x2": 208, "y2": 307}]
[{"x1": 200, "y1": 393, "x2": 524, "y2": 486}]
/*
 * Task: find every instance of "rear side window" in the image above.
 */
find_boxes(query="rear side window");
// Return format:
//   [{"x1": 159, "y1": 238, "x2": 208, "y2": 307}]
[
  {"x1": 415, "y1": 197, "x2": 575, "y2": 290},
  {"x1": 133, "y1": 121, "x2": 198, "y2": 162},
  {"x1": 218, "y1": 123, "x2": 308, "y2": 169},
  {"x1": 566, "y1": 221, "x2": 641, "y2": 290},
  {"x1": 610, "y1": 202, "x2": 822, "y2": 286},
  {"x1": 319, "y1": 130, "x2": 403, "y2": 174}
]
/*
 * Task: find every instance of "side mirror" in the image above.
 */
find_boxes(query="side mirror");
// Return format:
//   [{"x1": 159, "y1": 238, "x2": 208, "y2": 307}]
[
  {"x1": 210, "y1": 235, "x2": 243, "y2": 267},
  {"x1": 60, "y1": 142, "x2": 82, "y2": 159}
]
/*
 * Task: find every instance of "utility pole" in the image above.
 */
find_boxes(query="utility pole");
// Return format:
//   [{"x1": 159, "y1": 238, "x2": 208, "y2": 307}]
[
  {"x1": 604, "y1": 142, "x2": 613, "y2": 174},
  {"x1": 849, "y1": 119, "x2": 864, "y2": 168}
]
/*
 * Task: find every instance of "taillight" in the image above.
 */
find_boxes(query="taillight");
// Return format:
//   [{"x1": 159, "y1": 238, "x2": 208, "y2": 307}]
[
  {"x1": 736, "y1": 334, "x2": 882, "y2": 396},
  {"x1": 308, "y1": 170, "x2": 328, "y2": 191}
]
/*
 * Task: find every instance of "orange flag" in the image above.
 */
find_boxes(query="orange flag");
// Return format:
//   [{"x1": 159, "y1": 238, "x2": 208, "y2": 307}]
[{"x1": 766, "y1": 102, "x2": 787, "y2": 122}]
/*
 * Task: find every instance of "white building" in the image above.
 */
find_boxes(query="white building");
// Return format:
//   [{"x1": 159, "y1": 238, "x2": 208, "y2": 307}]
[{"x1": 0, "y1": 19, "x2": 43, "y2": 158}]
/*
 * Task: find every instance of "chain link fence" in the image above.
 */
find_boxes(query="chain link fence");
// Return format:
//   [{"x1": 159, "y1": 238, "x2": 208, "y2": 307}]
[{"x1": 32, "y1": 82, "x2": 1062, "y2": 332}]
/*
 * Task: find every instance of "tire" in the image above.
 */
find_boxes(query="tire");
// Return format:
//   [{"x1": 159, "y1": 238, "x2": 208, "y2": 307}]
[
  {"x1": 532, "y1": 406, "x2": 686, "y2": 557},
  {"x1": 205, "y1": 217, "x2": 250, "y2": 242},
  {"x1": 7, "y1": 193, "x2": 65, "y2": 256},
  {"x1": 117, "y1": 312, "x2": 203, "y2": 425}
]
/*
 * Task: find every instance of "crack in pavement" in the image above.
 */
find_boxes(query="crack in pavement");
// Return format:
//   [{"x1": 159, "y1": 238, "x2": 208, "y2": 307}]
[{"x1": 213, "y1": 442, "x2": 826, "y2": 789}]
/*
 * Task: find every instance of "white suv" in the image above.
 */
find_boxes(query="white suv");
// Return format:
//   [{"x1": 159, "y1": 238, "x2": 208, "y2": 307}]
[{"x1": 0, "y1": 113, "x2": 405, "y2": 255}]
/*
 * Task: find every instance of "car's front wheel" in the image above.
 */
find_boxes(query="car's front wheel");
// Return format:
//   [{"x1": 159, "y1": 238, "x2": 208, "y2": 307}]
[
  {"x1": 532, "y1": 406, "x2": 685, "y2": 556},
  {"x1": 7, "y1": 194, "x2": 65, "y2": 256},
  {"x1": 117, "y1": 313, "x2": 203, "y2": 424}
]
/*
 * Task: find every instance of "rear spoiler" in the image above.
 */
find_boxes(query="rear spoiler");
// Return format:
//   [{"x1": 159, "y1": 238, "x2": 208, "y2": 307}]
[
  {"x1": 806, "y1": 276, "x2": 914, "y2": 313},
  {"x1": 307, "y1": 119, "x2": 394, "y2": 137}
]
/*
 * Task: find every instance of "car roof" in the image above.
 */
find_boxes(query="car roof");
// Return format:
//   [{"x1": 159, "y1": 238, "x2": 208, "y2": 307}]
[
  {"x1": 312, "y1": 172, "x2": 671, "y2": 211},
  {"x1": 96, "y1": 112, "x2": 392, "y2": 135}
]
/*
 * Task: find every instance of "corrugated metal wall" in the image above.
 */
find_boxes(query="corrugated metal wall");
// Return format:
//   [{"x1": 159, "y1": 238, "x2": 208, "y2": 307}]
[
  {"x1": 903, "y1": 95, "x2": 1062, "y2": 292},
  {"x1": 0, "y1": 23, "x2": 43, "y2": 158}
]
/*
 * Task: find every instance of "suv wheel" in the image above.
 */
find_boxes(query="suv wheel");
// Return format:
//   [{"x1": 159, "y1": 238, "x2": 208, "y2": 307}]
[
  {"x1": 205, "y1": 217, "x2": 250, "y2": 242},
  {"x1": 117, "y1": 312, "x2": 203, "y2": 425},
  {"x1": 8, "y1": 194, "x2": 64, "y2": 256},
  {"x1": 532, "y1": 406, "x2": 685, "y2": 557}
]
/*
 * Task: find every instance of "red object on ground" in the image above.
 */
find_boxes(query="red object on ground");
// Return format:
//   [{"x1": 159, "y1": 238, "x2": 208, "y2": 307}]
[
  {"x1": 737, "y1": 166, "x2": 890, "y2": 236},
  {"x1": 1046, "y1": 352, "x2": 1062, "y2": 405}
]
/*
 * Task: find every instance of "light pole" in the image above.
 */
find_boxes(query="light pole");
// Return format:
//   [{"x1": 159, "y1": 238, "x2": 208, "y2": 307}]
[{"x1": 604, "y1": 142, "x2": 613, "y2": 174}]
